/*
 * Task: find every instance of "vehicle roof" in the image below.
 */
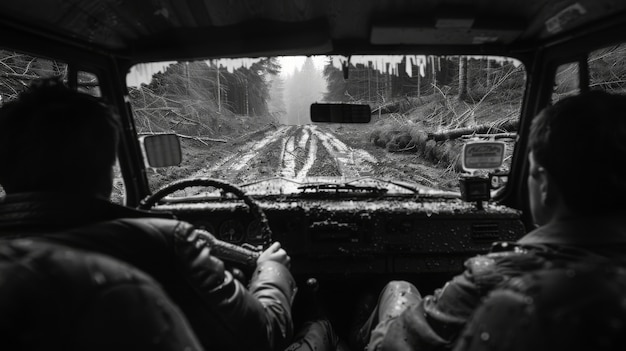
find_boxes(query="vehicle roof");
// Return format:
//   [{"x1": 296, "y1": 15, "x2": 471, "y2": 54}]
[{"x1": 1, "y1": 0, "x2": 625, "y2": 62}]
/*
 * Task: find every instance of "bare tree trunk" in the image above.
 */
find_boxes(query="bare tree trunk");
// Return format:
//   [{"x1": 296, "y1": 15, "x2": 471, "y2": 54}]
[
  {"x1": 185, "y1": 62, "x2": 190, "y2": 95},
  {"x1": 417, "y1": 68, "x2": 421, "y2": 99},
  {"x1": 245, "y1": 77, "x2": 249, "y2": 116},
  {"x1": 367, "y1": 61, "x2": 371, "y2": 102},
  {"x1": 458, "y1": 56, "x2": 468, "y2": 101},
  {"x1": 486, "y1": 59, "x2": 491, "y2": 88},
  {"x1": 431, "y1": 56, "x2": 437, "y2": 88},
  {"x1": 374, "y1": 62, "x2": 381, "y2": 103},
  {"x1": 216, "y1": 65, "x2": 221, "y2": 113}
]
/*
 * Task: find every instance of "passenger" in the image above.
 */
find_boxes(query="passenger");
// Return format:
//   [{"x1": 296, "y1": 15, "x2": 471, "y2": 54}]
[
  {"x1": 0, "y1": 238, "x2": 203, "y2": 351},
  {"x1": 454, "y1": 263, "x2": 626, "y2": 351},
  {"x1": 0, "y1": 78, "x2": 335, "y2": 351},
  {"x1": 352, "y1": 90, "x2": 626, "y2": 351}
]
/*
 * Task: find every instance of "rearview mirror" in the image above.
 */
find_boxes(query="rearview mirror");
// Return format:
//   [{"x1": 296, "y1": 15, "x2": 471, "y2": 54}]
[
  {"x1": 461, "y1": 141, "x2": 505, "y2": 171},
  {"x1": 140, "y1": 134, "x2": 182, "y2": 168},
  {"x1": 310, "y1": 103, "x2": 371, "y2": 123}
]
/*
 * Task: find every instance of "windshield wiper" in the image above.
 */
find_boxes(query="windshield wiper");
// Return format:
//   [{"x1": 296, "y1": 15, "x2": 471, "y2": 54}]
[
  {"x1": 346, "y1": 178, "x2": 422, "y2": 194},
  {"x1": 298, "y1": 183, "x2": 388, "y2": 195},
  {"x1": 348, "y1": 177, "x2": 460, "y2": 198}
]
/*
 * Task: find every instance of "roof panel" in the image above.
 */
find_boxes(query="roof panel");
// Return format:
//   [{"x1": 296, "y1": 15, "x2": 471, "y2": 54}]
[{"x1": 0, "y1": 0, "x2": 624, "y2": 59}]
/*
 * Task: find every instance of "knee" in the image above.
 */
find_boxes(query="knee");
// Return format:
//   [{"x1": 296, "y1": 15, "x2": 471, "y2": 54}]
[
  {"x1": 378, "y1": 281, "x2": 422, "y2": 317},
  {"x1": 382, "y1": 280, "x2": 418, "y2": 295}
]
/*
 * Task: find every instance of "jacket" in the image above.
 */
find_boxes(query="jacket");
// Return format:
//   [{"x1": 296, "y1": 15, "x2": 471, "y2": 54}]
[
  {"x1": 378, "y1": 212, "x2": 626, "y2": 351},
  {"x1": 453, "y1": 263, "x2": 626, "y2": 351},
  {"x1": 0, "y1": 192, "x2": 297, "y2": 351}
]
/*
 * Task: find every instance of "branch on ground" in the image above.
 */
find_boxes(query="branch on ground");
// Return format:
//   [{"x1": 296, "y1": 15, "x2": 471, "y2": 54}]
[
  {"x1": 461, "y1": 132, "x2": 517, "y2": 140},
  {"x1": 138, "y1": 132, "x2": 227, "y2": 144}
]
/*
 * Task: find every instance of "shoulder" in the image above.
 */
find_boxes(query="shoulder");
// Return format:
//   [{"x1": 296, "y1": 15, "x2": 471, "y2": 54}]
[
  {"x1": 0, "y1": 238, "x2": 203, "y2": 350},
  {"x1": 80, "y1": 217, "x2": 195, "y2": 245},
  {"x1": 0, "y1": 238, "x2": 157, "y2": 288},
  {"x1": 456, "y1": 264, "x2": 626, "y2": 351},
  {"x1": 0, "y1": 238, "x2": 162, "y2": 326},
  {"x1": 464, "y1": 242, "x2": 549, "y2": 278}
]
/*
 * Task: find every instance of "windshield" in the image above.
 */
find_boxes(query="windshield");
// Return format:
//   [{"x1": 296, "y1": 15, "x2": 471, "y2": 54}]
[{"x1": 126, "y1": 55, "x2": 525, "y2": 197}]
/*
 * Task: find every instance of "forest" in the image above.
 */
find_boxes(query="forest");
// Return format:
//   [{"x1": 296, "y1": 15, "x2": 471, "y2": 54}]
[
  {"x1": 2, "y1": 46, "x2": 625, "y2": 134},
  {"x1": 0, "y1": 45, "x2": 625, "y2": 183}
]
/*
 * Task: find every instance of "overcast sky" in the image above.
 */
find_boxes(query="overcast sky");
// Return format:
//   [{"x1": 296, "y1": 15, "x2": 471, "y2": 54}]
[{"x1": 278, "y1": 56, "x2": 326, "y2": 77}]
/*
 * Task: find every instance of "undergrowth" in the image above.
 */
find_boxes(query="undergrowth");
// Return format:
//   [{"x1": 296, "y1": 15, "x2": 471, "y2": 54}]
[{"x1": 370, "y1": 92, "x2": 520, "y2": 173}]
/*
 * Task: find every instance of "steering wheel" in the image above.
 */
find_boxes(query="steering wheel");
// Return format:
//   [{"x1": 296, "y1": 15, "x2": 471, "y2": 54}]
[{"x1": 138, "y1": 177, "x2": 272, "y2": 248}]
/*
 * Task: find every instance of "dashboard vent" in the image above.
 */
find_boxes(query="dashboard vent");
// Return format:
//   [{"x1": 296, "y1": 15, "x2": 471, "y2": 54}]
[{"x1": 471, "y1": 223, "x2": 500, "y2": 241}]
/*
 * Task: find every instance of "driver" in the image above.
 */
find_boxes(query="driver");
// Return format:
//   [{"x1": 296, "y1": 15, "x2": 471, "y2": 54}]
[
  {"x1": 352, "y1": 90, "x2": 626, "y2": 351},
  {"x1": 0, "y1": 78, "x2": 334, "y2": 351}
]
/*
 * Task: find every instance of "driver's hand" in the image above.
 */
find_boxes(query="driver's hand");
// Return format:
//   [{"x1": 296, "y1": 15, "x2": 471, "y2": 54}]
[{"x1": 257, "y1": 242, "x2": 290, "y2": 268}]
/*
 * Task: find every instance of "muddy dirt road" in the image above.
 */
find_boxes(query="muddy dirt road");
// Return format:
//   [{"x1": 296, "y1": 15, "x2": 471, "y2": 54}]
[
  {"x1": 193, "y1": 125, "x2": 380, "y2": 184},
  {"x1": 111, "y1": 123, "x2": 455, "y2": 203}
]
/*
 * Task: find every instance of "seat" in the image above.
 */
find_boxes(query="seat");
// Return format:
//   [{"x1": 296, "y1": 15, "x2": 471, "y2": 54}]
[{"x1": 0, "y1": 238, "x2": 203, "y2": 351}]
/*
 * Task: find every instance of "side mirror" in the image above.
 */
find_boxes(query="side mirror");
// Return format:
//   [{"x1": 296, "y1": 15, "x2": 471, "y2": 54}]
[
  {"x1": 459, "y1": 141, "x2": 506, "y2": 205},
  {"x1": 461, "y1": 141, "x2": 505, "y2": 171},
  {"x1": 140, "y1": 134, "x2": 182, "y2": 168},
  {"x1": 310, "y1": 103, "x2": 371, "y2": 123}
]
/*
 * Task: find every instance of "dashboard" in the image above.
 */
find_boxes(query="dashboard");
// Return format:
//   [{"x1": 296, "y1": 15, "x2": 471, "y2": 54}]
[{"x1": 153, "y1": 196, "x2": 525, "y2": 277}]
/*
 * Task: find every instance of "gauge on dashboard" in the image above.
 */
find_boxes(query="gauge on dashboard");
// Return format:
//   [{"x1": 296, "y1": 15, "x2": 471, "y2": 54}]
[
  {"x1": 246, "y1": 219, "x2": 265, "y2": 244},
  {"x1": 218, "y1": 220, "x2": 245, "y2": 243},
  {"x1": 194, "y1": 221, "x2": 216, "y2": 235}
]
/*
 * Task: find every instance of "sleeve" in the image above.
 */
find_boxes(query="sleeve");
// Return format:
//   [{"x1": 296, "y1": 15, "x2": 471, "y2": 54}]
[
  {"x1": 174, "y1": 224, "x2": 297, "y2": 351},
  {"x1": 379, "y1": 255, "x2": 510, "y2": 351}
]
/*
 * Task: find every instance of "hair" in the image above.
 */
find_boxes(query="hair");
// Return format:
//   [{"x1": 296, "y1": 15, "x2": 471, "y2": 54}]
[
  {"x1": 529, "y1": 90, "x2": 626, "y2": 214},
  {"x1": 0, "y1": 78, "x2": 121, "y2": 198}
]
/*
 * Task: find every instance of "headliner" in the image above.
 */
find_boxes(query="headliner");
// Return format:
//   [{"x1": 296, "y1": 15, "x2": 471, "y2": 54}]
[{"x1": 1, "y1": 0, "x2": 625, "y2": 61}]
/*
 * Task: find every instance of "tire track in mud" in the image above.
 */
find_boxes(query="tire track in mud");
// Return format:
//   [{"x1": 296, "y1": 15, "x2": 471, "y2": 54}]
[
  {"x1": 309, "y1": 126, "x2": 377, "y2": 178},
  {"x1": 192, "y1": 125, "x2": 292, "y2": 181},
  {"x1": 280, "y1": 134, "x2": 297, "y2": 179},
  {"x1": 195, "y1": 124, "x2": 377, "y2": 182},
  {"x1": 296, "y1": 127, "x2": 317, "y2": 179}
]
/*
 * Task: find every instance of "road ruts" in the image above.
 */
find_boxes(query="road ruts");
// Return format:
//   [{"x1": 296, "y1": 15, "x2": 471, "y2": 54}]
[{"x1": 195, "y1": 124, "x2": 377, "y2": 182}]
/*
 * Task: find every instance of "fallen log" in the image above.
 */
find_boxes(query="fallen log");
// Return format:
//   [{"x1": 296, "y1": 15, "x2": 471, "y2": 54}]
[{"x1": 429, "y1": 119, "x2": 518, "y2": 141}]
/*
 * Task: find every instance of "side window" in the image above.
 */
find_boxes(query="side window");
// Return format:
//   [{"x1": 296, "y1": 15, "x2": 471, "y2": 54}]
[
  {"x1": 552, "y1": 62, "x2": 579, "y2": 103},
  {"x1": 589, "y1": 43, "x2": 626, "y2": 93},
  {"x1": 0, "y1": 49, "x2": 68, "y2": 197},
  {"x1": 0, "y1": 51, "x2": 121, "y2": 202},
  {"x1": 111, "y1": 161, "x2": 126, "y2": 205},
  {"x1": 0, "y1": 49, "x2": 67, "y2": 105},
  {"x1": 551, "y1": 42, "x2": 626, "y2": 105}
]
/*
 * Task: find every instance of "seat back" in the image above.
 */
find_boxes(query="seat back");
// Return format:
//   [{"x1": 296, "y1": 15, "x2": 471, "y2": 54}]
[{"x1": 0, "y1": 238, "x2": 203, "y2": 351}]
